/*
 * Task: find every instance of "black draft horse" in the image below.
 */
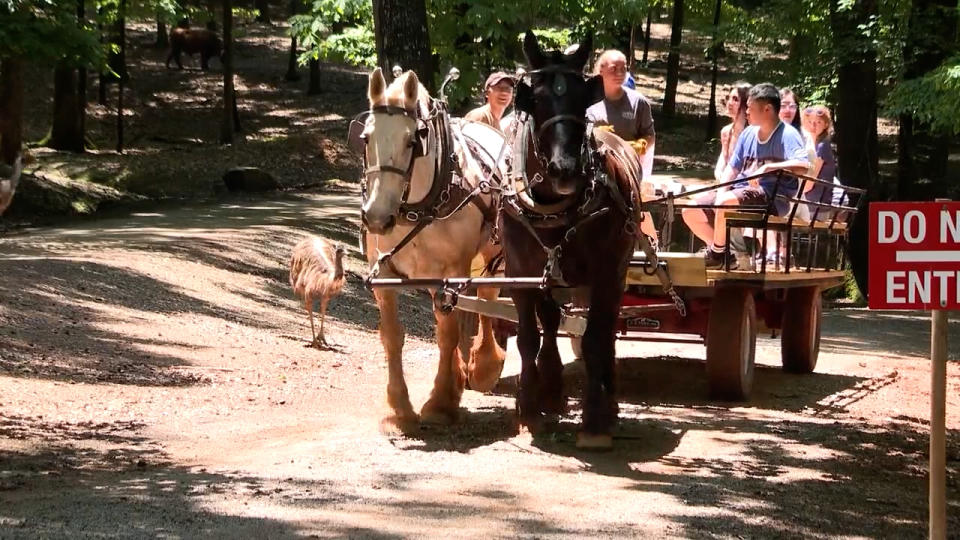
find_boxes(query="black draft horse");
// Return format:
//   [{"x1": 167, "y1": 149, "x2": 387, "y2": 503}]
[{"x1": 500, "y1": 32, "x2": 645, "y2": 449}]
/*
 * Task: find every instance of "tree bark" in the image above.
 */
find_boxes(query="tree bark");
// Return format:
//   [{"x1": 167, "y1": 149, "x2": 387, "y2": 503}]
[
  {"x1": 308, "y1": 58, "x2": 321, "y2": 94},
  {"x1": 662, "y1": 0, "x2": 684, "y2": 118},
  {"x1": 830, "y1": 0, "x2": 879, "y2": 297},
  {"x1": 78, "y1": 0, "x2": 87, "y2": 145},
  {"x1": 255, "y1": 0, "x2": 270, "y2": 23},
  {"x1": 285, "y1": 0, "x2": 300, "y2": 81},
  {"x1": 896, "y1": 0, "x2": 957, "y2": 200},
  {"x1": 116, "y1": 0, "x2": 126, "y2": 153},
  {"x1": 0, "y1": 58, "x2": 24, "y2": 165},
  {"x1": 706, "y1": 0, "x2": 722, "y2": 140},
  {"x1": 49, "y1": 64, "x2": 85, "y2": 152},
  {"x1": 642, "y1": 9, "x2": 652, "y2": 65},
  {"x1": 372, "y1": 0, "x2": 434, "y2": 89},
  {"x1": 157, "y1": 12, "x2": 169, "y2": 48},
  {"x1": 627, "y1": 24, "x2": 636, "y2": 68},
  {"x1": 220, "y1": 0, "x2": 235, "y2": 144}
]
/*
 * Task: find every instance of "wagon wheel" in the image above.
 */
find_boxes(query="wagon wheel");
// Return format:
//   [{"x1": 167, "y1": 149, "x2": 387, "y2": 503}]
[
  {"x1": 780, "y1": 286, "x2": 822, "y2": 373},
  {"x1": 706, "y1": 287, "x2": 756, "y2": 400}
]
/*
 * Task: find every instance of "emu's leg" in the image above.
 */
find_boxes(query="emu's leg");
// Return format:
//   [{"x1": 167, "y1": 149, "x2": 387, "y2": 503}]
[
  {"x1": 467, "y1": 285, "x2": 507, "y2": 392},
  {"x1": 304, "y1": 294, "x2": 320, "y2": 348},
  {"x1": 421, "y1": 297, "x2": 466, "y2": 425},
  {"x1": 536, "y1": 296, "x2": 565, "y2": 415},
  {"x1": 578, "y1": 274, "x2": 623, "y2": 450},
  {"x1": 374, "y1": 289, "x2": 417, "y2": 430},
  {"x1": 512, "y1": 289, "x2": 544, "y2": 433}
]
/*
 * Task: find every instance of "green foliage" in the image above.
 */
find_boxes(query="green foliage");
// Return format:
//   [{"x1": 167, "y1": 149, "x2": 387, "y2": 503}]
[
  {"x1": 0, "y1": 0, "x2": 103, "y2": 68},
  {"x1": 291, "y1": 0, "x2": 375, "y2": 67},
  {"x1": 884, "y1": 55, "x2": 960, "y2": 136}
]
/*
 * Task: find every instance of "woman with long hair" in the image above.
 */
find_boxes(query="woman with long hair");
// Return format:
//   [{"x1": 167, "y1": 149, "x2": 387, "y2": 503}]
[
  {"x1": 714, "y1": 82, "x2": 751, "y2": 181},
  {"x1": 779, "y1": 88, "x2": 802, "y2": 132}
]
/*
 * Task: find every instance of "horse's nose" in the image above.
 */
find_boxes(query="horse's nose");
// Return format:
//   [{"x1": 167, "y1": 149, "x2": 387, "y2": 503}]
[
  {"x1": 362, "y1": 212, "x2": 396, "y2": 235},
  {"x1": 546, "y1": 159, "x2": 578, "y2": 195}
]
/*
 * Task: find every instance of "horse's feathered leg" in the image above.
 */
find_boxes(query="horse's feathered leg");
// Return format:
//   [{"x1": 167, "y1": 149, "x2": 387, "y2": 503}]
[
  {"x1": 577, "y1": 268, "x2": 625, "y2": 450},
  {"x1": 466, "y1": 284, "x2": 507, "y2": 392},
  {"x1": 374, "y1": 289, "x2": 418, "y2": 431},
  {"x1": 421, "y1": 296, "x2": 466, "y2": 425},
  {"x1": 535, "y1": 295, "x2": 565, "y2": 415},
  {"x1": 512, "y1": 289, "x2": 544, "y2": 433}
]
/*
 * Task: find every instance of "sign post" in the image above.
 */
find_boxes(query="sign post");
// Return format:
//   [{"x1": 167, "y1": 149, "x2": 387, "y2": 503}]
[{"x1": 869, "y1": 201, "x2": 953, "y2": 540}]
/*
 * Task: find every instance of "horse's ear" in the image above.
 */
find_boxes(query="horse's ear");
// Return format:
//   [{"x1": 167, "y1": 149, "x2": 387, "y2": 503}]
[
  {"x1": 523, "y1": 30, "x2": 545, "y2": 69},
  {"x1": 402, "y1": 70, "x2": 419, "y2": 110},
  {"x1": 515, "y1": 80, "x2": 534, "y2": 114},
  {"x1": 368, "y1": 67, "x2": 386, "y2": 105},
  {"x1": 586, "y1": 74, "x2": 603, "y2": 106},
  {"x1": 569, "y1": 34, "x2": 592, "y2": 71}
]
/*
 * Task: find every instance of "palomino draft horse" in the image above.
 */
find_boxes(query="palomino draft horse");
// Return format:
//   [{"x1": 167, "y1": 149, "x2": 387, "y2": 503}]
[
  {"x1": 500, "y1": 32, "x2": 645, "y2": 448},
  {"x1": 360, "y1": 68, "x2": 505, "y2": 429}
]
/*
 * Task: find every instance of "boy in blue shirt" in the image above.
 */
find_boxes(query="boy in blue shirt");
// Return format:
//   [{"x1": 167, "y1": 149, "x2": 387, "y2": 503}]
[{"x1": 689, "y1": 83, "x2": 809, "y2": 269}]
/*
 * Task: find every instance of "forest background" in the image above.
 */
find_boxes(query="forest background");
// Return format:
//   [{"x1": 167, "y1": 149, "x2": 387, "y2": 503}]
[{"x1": 0, "y1": 0, "x2": 957, "y2": 299}]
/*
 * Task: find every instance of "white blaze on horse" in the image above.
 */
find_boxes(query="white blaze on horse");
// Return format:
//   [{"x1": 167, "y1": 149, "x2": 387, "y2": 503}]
[{"x1": 360, "y1": 67, "x2": 505, "y2": 429}]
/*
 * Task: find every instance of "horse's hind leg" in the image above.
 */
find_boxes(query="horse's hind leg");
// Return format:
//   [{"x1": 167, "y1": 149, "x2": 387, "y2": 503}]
[
  {"x1": 512, "y1": 289, "x2": 544, "y2": 432},
  {"x1": 420, "y1": 299, "x2": 466, "y2": 425},
  {"x1": 466, "y1": 285, "x2": 507, "y2": 392},
  {"x1": 535, "y1": 295, "x2": 565, "y2": 415},
  {"x1": 374, "y1": 289, "x2": 418, "y2": 431}
]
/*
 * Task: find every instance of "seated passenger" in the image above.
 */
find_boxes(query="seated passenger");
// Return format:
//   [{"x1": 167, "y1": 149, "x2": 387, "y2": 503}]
[
  {"x1": 463, "y1": 71, "x2": 515, "y2": 133},
  {"x1": 587, "y1": 49, "x2": 655, "y2": 180},
  {"x1": 699, "y1": 82, "x2": 809, "y2": 269},
  {"x1": 587, "y1": 49, "x2": 658, "y2": 248},
  {"x1": 799, "y1": 104, "x2": 838, "y2": 219}
]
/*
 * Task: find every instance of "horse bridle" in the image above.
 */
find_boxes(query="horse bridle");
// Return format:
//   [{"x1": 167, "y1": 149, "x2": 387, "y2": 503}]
[
  {"x1": 520, "y1": 64, "x2": 592, "y2": 176},
  {"x1": 360, "y1": 104, "x2": 429, "y2": 207}
]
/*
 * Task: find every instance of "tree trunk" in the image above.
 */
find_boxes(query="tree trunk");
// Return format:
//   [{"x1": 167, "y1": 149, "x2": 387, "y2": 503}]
[
  {"x1": 706, "y1": 0, "x2": 722, "y2": 140},
  {"x1": 642, "y1": 9, "x2": 652, "y2": 65},
  {"x1": 49, "y1": 65, "x2": 85, "y2": 152},
  {"x1": 78, "y1": 0, "x2": 87, "y2": 145},
  {"x1": 285, "y1": 0, "x2": 300, "y2": 81},
  {"x1": 116, "y1": 0, "x2": 126, "y2": 153},
  {"x1": 157, "y1": 12, "x2": 169, "y2": 48},
  {"x1": 896, "y1": 0, "x2": 957, "y2": 200},
  {"x1": 830, "y1": 0, "x2": 879, "y2": 298},
  {"x1": 220, "y1": 0, "x2": 235, "y2": 144},
  {"x1": 308, "y1": 58, "x2": 321, "y2": 94},
  {"x1": 0, "y1": 58, "x2": 24, "y2": 165},
  {"x1": 372, "y1": 0, "x2": 434, "y2": 89},
  {"x1": 627, "y1": 24, "x2": 636, "y2": 68},
  {"x1": 255, "y1": 0, "x2": 270, "y2": 23},
  {"x1": 662, "y1": 0, "x2": 684, "y2": 118}
]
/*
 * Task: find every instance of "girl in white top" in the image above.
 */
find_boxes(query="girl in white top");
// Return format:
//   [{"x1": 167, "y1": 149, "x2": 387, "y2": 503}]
[{"x1": 714, "y1": 82, "x2": 751, "y2": 181}]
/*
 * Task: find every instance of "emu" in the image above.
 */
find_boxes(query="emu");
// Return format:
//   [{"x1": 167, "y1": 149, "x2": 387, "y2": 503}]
[{"x1": 290, "y1": 236, "x2": 346, "y2": 349}]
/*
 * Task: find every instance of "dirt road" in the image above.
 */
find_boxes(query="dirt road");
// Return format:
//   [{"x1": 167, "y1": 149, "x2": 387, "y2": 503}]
[{"x1": 1, "y1": 188, "x2": 958, "y2": 538}]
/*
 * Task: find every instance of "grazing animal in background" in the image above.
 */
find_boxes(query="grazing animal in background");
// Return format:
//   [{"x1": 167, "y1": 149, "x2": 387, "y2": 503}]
[
  {"x1": 0, "y1": 154, "x2": 24, "y2": 216},
  {"x1": 290, "y1": 237, "x2": 346, "y2": 349},
  {"x1": 166, "y1": 27, "x2": 222, "y2": 70}
]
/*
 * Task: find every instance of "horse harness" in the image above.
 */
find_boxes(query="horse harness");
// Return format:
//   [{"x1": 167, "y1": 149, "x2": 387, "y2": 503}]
[
  {"x1": 357, "y1": 100, "x2": 497, "y2": 283},
  {"x1": 503, "y1": 110, "x2": 687, "y2": 316}
]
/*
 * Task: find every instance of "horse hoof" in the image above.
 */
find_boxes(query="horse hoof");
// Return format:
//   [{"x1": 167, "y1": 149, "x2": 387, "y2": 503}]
[
  {"x1": 518, "y1": 413, "x2": 545, "y2": 435},
  {"x1": 380, "y1": 414, "x2": 420, "y2": 435},
  {"x1": 576, "y1": 432, "x2": 613, "y2": 450},
  {"x1": 419, "y1": 402, "x2": 460, "y2": 426}
]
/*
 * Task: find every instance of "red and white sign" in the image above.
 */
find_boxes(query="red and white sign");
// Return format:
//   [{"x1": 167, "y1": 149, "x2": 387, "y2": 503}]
[{"x1": 869, "y1": 202, "x2": 960, "y2": 310}]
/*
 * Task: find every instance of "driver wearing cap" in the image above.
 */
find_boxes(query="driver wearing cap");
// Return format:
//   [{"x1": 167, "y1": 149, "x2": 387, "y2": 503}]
[{"x1": 464, "y1": 71, "x2": 515, "y2": 133}]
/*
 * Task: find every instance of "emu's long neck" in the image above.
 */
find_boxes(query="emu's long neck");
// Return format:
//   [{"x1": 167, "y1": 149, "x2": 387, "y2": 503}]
[{"x1": 334, "y1": 254, "x2": 345, "y2": 281}]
